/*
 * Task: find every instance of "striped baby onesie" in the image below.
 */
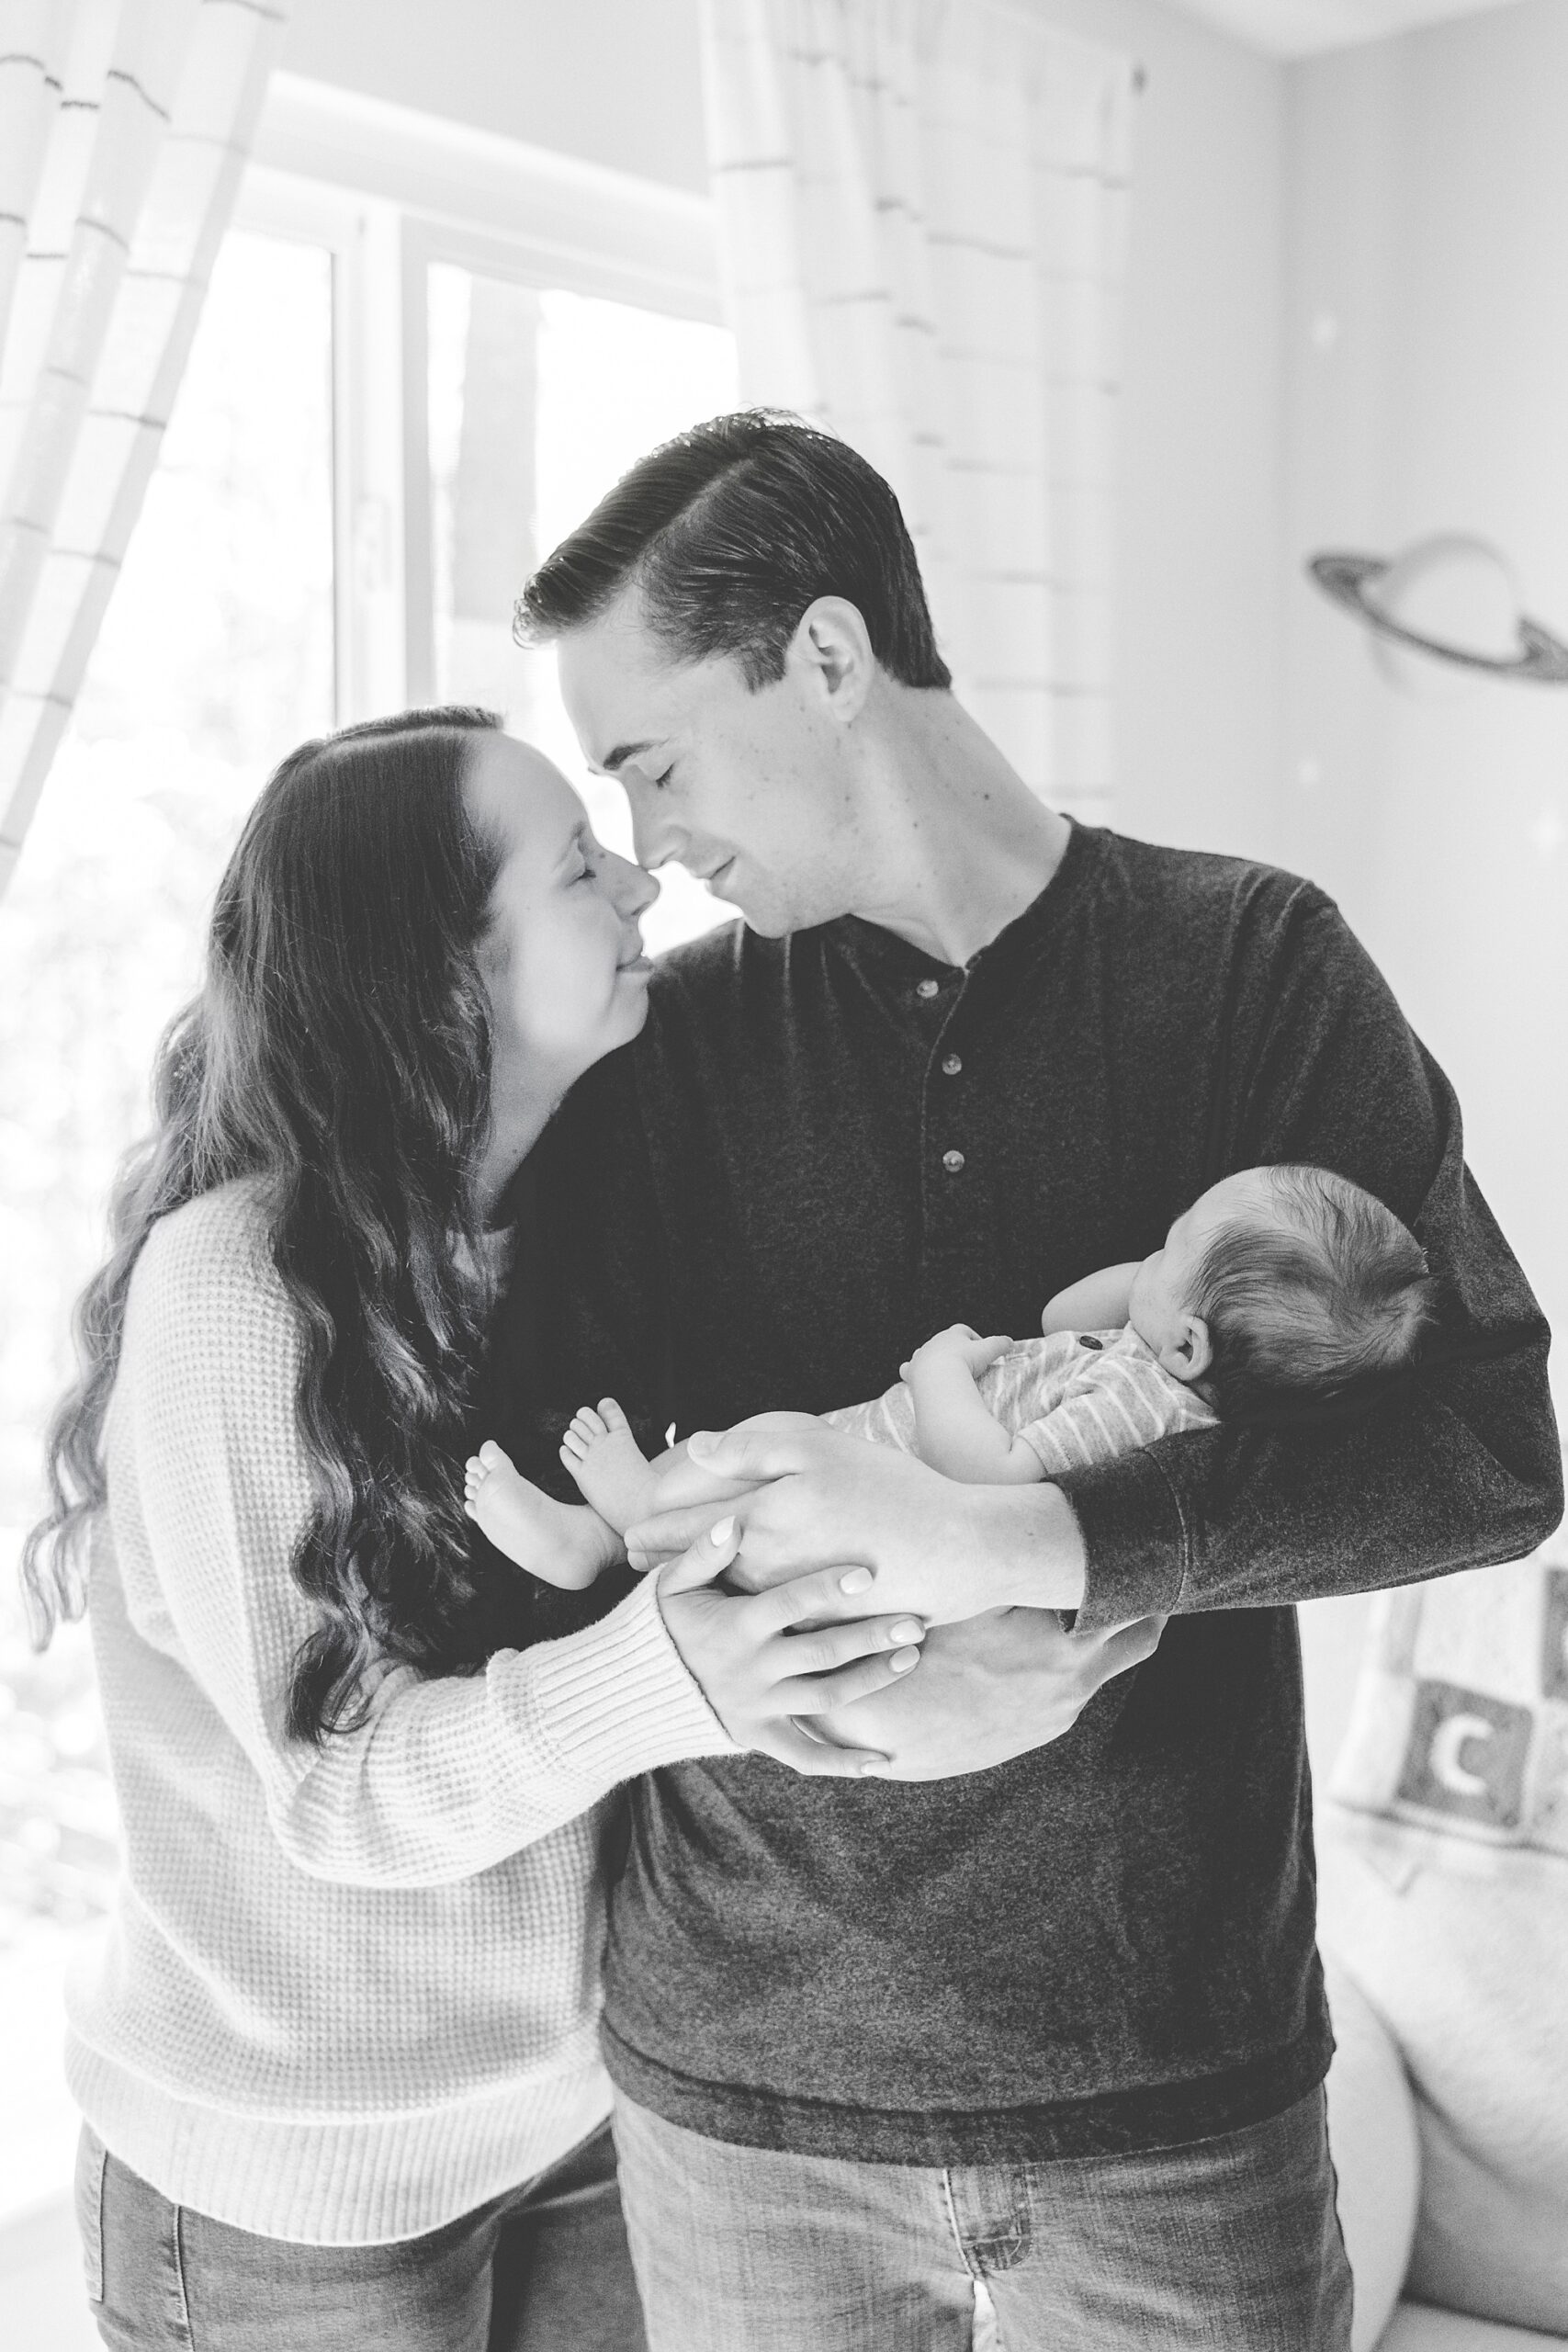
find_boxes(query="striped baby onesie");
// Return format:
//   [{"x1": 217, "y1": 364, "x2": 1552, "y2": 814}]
[{"x1": 825, "y1": 1324, "x2": 1215, "y2": 1475}]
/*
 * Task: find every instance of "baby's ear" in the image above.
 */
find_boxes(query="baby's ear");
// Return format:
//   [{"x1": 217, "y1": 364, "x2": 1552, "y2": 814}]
[{"x1": 1159, "y1": 1315, "x2": 1213, "y2": 1385}]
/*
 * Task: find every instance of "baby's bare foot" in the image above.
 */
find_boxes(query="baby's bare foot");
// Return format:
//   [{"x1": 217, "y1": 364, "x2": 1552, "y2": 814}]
[
  {"x1": 464, "y1": 1440, "x2": 614, "y2": 1589},
  {"x1": 559, "y1": 1399, "x2": 658, "y2": 1536}
]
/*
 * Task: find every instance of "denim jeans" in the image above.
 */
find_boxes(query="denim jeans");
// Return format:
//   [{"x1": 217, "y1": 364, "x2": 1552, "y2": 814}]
[
  {"x1": 74, "y1": 2119, "x2": 647, "y2": 2352},
  {"x1": 613, "y1": 2086, "x2": 1354, "y2": 2352}
]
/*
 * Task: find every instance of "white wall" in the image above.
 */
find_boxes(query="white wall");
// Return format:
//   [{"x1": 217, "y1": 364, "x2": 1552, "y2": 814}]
[
  {"x1": 277, "y1": 0, "x2": 712, "y2": 193},
  {"x1": 1024, "y1": 0, "x2": 1287, "y2": 864},
  {"x1": 1280, "y1": 0, "x2": 1568, "y2": 1403}
]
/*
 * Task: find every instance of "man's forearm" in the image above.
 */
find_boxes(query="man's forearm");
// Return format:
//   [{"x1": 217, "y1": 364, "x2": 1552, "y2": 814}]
[{"x1": 1055, "y1": 1328, "x2": 1561, "y2": 1634}]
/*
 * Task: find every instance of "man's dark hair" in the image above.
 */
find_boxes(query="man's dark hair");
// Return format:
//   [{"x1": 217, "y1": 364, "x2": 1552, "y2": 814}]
[
  {"x1": 514, "y1": 409, "x2": 952, "y2": 691},
  {"x1": 1188, "y1": 1165, "x2": 1440, "y2": 1420}
]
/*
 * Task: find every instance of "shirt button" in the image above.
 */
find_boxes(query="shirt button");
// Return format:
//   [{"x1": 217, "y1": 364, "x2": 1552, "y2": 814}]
[
  {"x1": 942, "y1": 1053, "x2": 963, "y2": 1077},
  {"x1": 916, "y1": 978, "x2": 940, "y2": 999},
  {"x1": 942, "y1": 1148, "x2": 965, "y2": 1174}
]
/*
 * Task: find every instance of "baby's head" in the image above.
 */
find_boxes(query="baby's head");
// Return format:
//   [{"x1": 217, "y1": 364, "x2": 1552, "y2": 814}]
[{"x1": 1129, "y1": 1165, "x2": 1439, "y2": 1417}]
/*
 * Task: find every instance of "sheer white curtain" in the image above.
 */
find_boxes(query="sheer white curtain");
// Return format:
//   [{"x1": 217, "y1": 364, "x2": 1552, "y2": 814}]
[
  {"x1": 699, "y1": 0, "x2": 1135, "y2": 822},
  {"x1": 0, "y1": 0, "x2": 288, "y2": 903}
]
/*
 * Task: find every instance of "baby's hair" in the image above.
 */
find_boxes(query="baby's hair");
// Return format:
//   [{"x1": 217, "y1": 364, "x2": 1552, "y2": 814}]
[{"x1": 1187, "y1": 1165, "x2": 1440, "y2": 1419}]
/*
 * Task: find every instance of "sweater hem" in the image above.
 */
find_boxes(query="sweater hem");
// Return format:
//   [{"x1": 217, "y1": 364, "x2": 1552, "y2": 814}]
[
  {"x1": 67, "y1": 2036, "x2": 613, "y2": 2245},
  {"x1": 599, "y1": 2007, "x2": 1336, "y2": 2166}
]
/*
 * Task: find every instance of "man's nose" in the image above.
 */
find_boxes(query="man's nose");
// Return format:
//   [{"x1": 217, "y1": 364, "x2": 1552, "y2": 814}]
[{"x1": 626, "y1": 788, "x2": 683, "y2": 875}]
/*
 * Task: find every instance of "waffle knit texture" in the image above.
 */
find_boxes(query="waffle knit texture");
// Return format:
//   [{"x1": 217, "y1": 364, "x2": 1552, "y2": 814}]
[
  {"x1": 825, "y1": 1325, "x2": 1216, "y2": 1471},
  {"x1": 66, "y1": 1181, "x2": 735, "y2": 2244}
]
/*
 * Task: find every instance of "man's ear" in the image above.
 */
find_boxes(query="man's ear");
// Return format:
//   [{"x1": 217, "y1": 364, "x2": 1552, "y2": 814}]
[
  {"x1": 1158, "y1": 1315, "x2": 1213, "y2": 1385},
  {"x1": 790, "y1": 596, "x2": 875, "y2": 721}
]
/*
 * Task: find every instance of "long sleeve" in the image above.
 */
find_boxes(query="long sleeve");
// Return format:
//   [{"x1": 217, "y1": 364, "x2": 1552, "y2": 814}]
[
  {"x1": 117, "y1": 1188, "x2": 732, "y2": 1891},
  {"x1": 1059, "y1": 890, "x2": 1562, "y2": 1629}
]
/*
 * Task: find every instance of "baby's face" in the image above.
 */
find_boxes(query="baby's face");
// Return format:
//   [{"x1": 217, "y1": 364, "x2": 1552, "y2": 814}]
[{"x1": 1128, "y1": 1169, "x2": 1278, "y2": 1363}]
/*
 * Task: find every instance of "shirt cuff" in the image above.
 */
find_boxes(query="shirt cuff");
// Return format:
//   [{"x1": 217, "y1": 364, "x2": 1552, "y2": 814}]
[
  {"x1": 1050, "y1": 1446, "x2": 1188, "y2": 1632},
  {"x1": 516, "y1": 1568, "x2": 739, "y2": 1787}
]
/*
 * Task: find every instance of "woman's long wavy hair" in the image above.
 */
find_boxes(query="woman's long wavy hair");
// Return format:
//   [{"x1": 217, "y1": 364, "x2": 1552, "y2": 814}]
[{"x1": 21, "y1": 706, "x2": 511, "y2": 1743}]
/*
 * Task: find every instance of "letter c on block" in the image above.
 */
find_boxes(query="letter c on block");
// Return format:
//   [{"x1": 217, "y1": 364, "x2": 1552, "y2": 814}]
[{"x1": 1427, "y1": 1713, "x2": 1495, "y2": 1802}]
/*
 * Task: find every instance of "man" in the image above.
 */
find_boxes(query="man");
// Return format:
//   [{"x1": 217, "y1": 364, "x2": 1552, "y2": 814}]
[{"x1": 496, "y1": 412, "x2": 1560, "y2": 2350}]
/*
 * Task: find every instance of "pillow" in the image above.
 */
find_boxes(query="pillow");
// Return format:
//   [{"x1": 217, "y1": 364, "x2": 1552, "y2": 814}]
[{"x1": 1316, "y1": 1521, "x2": 1568, "y2": 2337}]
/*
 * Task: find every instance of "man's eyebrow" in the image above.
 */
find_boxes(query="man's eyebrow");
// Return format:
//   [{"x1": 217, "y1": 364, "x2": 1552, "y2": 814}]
[{"x1": 601, "y1": 740, "x2": 659, "y2": 774}]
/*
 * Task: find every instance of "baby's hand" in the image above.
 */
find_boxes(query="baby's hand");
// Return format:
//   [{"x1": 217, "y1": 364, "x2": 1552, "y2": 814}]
[{"x1": 901, "y1": 1325, "x2": 1014, "y2": 1381}]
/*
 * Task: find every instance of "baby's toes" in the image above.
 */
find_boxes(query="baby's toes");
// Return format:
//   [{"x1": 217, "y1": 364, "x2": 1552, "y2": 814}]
[
  {"x1": 560, "y1": 1428, "x2": 587, "y2": 1462},
  {"x1": 596, "y1": 1397, "x2": 630, "y2": 1434},
  {"x1": 478, "y1": 1439, "x2": 512, "y2": 1475},
  {"x1": 570, "y1": 1408, "x2": 609, "y2": 1446}
]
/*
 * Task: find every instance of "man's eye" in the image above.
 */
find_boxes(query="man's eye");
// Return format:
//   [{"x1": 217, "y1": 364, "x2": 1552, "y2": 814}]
[{"x1": 652, "y1": 766, "x2": 674, "y2": 790}]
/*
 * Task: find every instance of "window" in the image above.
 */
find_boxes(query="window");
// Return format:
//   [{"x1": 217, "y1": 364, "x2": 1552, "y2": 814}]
[{"x1": 420, "y1": 259, "x2": 740, "y2": 952}]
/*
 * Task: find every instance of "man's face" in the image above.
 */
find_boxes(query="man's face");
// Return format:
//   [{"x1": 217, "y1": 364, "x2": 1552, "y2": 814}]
[{"x1": 556, "y1": 591, "x2": 864, "y2": 937}]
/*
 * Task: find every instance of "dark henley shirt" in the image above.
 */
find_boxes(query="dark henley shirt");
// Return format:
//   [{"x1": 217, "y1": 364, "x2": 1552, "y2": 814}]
[{"x1": 494, "y1": 821, "x2": 1561, "y2": 2165}]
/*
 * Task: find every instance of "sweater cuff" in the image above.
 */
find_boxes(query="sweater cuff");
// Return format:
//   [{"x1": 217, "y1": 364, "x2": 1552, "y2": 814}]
[
  {"x1": 515, "y1": 1569, "x2": 739, "y2": 1788},
  {"x1": 1051, "y1": 1446, "x2": 1188, "y2": 1632}
]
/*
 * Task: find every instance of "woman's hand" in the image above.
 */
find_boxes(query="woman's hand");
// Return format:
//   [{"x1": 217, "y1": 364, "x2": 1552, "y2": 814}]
[{"x1": 657, "y1": 1517, "x2": 927, "y2": 1778}]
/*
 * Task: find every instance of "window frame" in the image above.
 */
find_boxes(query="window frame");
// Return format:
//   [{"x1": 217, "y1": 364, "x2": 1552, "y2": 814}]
[{"x1": 241, "y1": 72, "x2": 726, "y2": 717}]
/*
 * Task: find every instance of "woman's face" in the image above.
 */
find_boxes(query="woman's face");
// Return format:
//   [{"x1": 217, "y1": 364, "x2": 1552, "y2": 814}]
[{"x1": 465, "y1": 732, "x2": 657, "y2": 1109}]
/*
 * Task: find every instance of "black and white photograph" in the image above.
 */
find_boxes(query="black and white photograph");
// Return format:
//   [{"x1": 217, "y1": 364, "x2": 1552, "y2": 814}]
[{"x1": 1, "y1": 2, "x2": 1565, "y2": 2346}]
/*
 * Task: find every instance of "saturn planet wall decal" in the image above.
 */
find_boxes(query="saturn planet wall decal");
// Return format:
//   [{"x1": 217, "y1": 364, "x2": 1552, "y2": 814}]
[{"x1": 1308, "y1": 534, "x2": 1568, "y2": 692}]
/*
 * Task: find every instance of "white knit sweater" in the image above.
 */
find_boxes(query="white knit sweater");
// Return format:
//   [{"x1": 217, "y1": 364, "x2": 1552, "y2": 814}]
[{"x1": 65, "y1": 1181, "x2": 735, "y2": 2244}]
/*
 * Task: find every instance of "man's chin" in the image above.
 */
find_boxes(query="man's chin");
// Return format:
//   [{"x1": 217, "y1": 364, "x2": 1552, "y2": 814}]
[{"x1": 730, "y1": 890, "x2": 828, "y2": 939}]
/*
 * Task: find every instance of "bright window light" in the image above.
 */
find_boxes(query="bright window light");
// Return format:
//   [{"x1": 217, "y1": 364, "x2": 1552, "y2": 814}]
[{"x1": 427, "y1": 269, "x2": 742, "y2": 952}]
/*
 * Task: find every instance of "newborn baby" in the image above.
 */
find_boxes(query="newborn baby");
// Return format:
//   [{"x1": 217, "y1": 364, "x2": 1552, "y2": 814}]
[{"x1": 467, "y1": 1163, "x2": 1438, "y2": 1582}]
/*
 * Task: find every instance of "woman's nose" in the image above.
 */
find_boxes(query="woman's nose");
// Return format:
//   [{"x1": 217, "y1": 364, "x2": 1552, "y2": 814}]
[{"x1": 606, "y1": 849, "x2": 659, "y2": 916}]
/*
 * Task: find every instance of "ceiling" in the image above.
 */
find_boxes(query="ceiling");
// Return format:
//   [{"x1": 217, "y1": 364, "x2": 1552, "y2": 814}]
[{"x1": 1164, "y1": 0, "x2": 1527, "y2": 58}]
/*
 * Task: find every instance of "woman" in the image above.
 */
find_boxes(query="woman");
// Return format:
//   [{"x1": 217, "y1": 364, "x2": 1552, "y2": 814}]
[{"x1": 22, "y1": 707, "x2": 923, "y2": 2350}]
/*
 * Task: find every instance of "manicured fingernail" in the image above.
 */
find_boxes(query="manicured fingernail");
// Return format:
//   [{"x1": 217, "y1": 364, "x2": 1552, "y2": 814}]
[
  {"x1": 840, "y1": 1567, "x2": 874, "y2": 1594},
  {"x1": 890, "y1": 1618, "x2": 924, "y2": 1645},
  {"x1": 687, "y1": 1430, "x2": 717, "y2": 1458},
  {"x1": 890, "y1": 1646, "x2": 919, "y2": 1673},
  {"x1": 709, "y1": 1515, "x2": 735, "y2": 1546}
]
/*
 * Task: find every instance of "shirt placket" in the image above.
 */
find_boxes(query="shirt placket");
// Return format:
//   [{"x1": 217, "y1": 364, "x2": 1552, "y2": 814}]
[{"x1": 909, "y1": 967, "x2": 995, "y2": 1333}]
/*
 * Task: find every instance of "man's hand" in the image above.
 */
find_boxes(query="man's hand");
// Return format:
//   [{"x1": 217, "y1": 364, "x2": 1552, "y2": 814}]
[
  {"x1": 900, "y1": 1325, "x2": 1014, "y2": 1383},
  {"x1": 812, "y1": 1606, "x2": 1166, "y2": 1778},
  {"x1": 624, "y1": 1416, "x2": 1088, "y2": 1623}
]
